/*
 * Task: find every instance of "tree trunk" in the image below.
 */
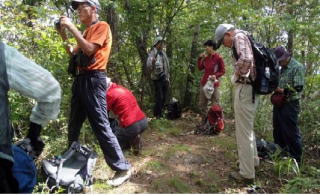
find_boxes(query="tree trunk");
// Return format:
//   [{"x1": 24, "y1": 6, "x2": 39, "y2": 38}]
[
  {"x1": 183, "y1": 24, "x2": 200, "y2": 108},
  {"x1": 287, "y1": 5, "x2": 294, "y2": 53},
  {"x1": 105, "y1": 2, "x2": 123, "y2": 84},
  {"x1": 287, "y1": 30, "x2": 294, "y2": 53}
]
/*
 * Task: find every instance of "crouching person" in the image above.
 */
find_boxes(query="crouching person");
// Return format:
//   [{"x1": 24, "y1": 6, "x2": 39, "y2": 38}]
[
  {"x1": 106, "y1": 78, "x2": 148, "y2": 155},
  {"x1": 0, "y1": 41, "x2": 61, "y2": 193}
]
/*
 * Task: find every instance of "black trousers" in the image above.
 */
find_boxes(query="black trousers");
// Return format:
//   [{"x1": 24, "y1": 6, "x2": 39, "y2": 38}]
[
  {"x1": 153, "y1": 79, "x2": 169, "y2": 118},
  {"x1": 0, "y1": 159, "x2": 19, "y2": 193},
  {"x1": 273, "y1": 100, "x2": 302, "y2": 162},
  {"x1": 112, "y1": 118, "x2": 148, "y2": 149},
  {"x1": 68, "y1": 71, "x2": 130, "y2": 171}
]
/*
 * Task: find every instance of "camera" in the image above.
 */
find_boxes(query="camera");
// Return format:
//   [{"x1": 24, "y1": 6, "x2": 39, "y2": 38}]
[
  {"x1": 54, "y1": 19, "x2": 61, "y2": 29},
  {"x1": 158, "y1": 72, "x2": 166, "y2": 81}
]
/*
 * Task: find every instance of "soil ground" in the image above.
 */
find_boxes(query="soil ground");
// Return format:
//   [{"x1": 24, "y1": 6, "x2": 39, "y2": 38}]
[{"x1": 90, "y1": 112, "x2": 285, "y2": 194}]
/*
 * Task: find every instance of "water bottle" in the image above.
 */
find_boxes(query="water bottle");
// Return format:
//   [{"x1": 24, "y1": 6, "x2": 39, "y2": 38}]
[
  {"x1": 260, "y1": 77, "x2": 268, "y2": 93},
  {"x1": 265, "y1": 67, "x2": 270, "y2": 79}
]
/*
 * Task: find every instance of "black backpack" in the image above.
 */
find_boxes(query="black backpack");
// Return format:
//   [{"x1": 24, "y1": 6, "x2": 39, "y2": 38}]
[
  {"x1": 166, "y1": 98, "x2": 182, "y2": 120},
  {"x1": 42, "y1": 142, "x2": 97, "y2": 193},
  {"x1": 256, "y1": 139, "x2": 279, "y2": 159},
  {"x1": 232, "y1": 31, "x2": 280, "y2": 95}
]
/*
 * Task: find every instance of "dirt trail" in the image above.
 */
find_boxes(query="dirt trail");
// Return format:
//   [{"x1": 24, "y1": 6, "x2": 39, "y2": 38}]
[{"x1": 89, "y1": 113, "x2": 280, "y2": 194}]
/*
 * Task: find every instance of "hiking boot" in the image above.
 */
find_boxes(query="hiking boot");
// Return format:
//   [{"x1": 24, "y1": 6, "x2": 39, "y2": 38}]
[
  {"x1": 131, "y1": 135, "x2": 141, "y2": 156},
  {"x1": 30, "y1": 137, "x2": 45, "y2": 157},
  {"x1": 17, "y1": 137, "x2": 44, "y2": 159},
  {"x1": 107, "y1": 169, "x2": 132, "y2": 187},
  {"x1": 229, "y1": 171, "x2": 254, "y2": 185}
]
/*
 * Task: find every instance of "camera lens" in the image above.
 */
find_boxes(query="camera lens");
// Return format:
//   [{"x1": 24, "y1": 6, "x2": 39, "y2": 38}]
[{"x1": 54, "y1": 20, "x2": 61, "y2": 28}]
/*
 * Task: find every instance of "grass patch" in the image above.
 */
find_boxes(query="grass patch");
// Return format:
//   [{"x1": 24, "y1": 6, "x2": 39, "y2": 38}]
[
  {"x1": 207, "y1": 171, "x2": 220, "y2": 182},
  {"x1": 209, "y1": 135, "x2": 237, "y2": 162},
  {"x1": 280, "y1": 177, "x2": 320, "y2": 193},
  {"x1": 203, "y1": 183, "x2": 219, "y2": 193},
  {"x1": 195, "y1": 172, "x2": 220, "y2": 193},
  {"x1": 140, "y1": 147, "x2": 158, "y2": 157},
  {"x1": 210, "y1": 135, "x2": 236, "y2": 150},
  {"x1": 149, "y1": 119, "x2": 184, "y2": 136},
  {"x1": 166, "y1": 126, "x2": 183, "y2": 136},
  {"x1": 145, "y1": 160, "x2": 168, "y2": 172},
  {"x1": 164, "y1": 144, "x2": 190, "y2": 159},
  {"x1": 279, "y1": 165, "x2": 320, "y2": 193},
  {"x1": 93, "y1": 181, "x2": 113, "y2": 192},
  {"x1": 188, "y1": 171, "x2": 200, "y2": 180},
  {"x1": 152, "y1": 177, "x2": 192, "y2": 193},
  {"x1": 150, "y1": 118, "x2": 173, "y2": 132},
  {"x1": 274, "y1": 157, "x2": 300, "y2": 178}
]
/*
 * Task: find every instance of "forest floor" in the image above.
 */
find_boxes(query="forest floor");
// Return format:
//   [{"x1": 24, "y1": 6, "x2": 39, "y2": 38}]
[{"x1": 89, "y1": 112, "x2": 291, "y2": 194}]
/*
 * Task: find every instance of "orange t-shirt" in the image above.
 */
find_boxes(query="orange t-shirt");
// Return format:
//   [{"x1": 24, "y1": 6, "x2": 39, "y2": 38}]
[{"x1": 81, "y1": 21, "x2": 112, "y2": 70}]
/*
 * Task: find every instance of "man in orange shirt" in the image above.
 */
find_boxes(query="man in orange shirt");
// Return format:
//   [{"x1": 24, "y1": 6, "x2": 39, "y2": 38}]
[{"x1": 56, "y1": 0, "x2": 131, "y2": 187}]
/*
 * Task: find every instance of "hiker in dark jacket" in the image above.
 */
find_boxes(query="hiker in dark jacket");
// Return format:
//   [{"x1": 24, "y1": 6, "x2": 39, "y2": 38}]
[
  {"x1": 106, "y1": 78, "x2": 148, "y2": 155},
  {"x1": 272, "y1": 46, "x2": 305, "y2": 163},
  {"x1": 0, "y1": 41, "x2": 61, "y2": 193},
  {"x1": 197, "y1": 40, "x2": 225, "y2": 121}
]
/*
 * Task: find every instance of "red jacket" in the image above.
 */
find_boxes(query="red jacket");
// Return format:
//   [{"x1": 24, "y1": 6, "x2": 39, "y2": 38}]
[
  {"x1": 197, "y1": 53, "x2": 225, "y2": 87},
  {"x1": 107, "y1": 83, "x2": 146, "y2": 128}
]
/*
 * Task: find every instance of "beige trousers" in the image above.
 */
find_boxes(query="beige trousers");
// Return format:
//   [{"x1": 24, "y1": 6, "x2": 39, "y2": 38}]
[
  {"x1": 233, "y1": 82, "x2": 260, "y2": 179},
  {"x1": 199, "y1": 84, "x2": 220, "y2": 118}
]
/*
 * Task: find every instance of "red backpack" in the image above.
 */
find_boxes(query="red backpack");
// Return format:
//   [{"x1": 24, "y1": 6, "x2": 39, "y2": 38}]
[
  {"x1": 207, "y1": 104, "x2": 224, "y2": 132},
  {"x1": 195, "y1": 104, "x2": 224, "y2": 135}
]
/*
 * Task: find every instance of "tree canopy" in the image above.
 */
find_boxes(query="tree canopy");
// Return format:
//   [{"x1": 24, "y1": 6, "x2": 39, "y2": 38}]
[{"x1": 0, "y1": 0, "x2": 319, "y2": 193}]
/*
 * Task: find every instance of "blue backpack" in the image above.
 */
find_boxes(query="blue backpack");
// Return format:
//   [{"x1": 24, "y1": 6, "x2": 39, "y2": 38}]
[{"x1": 12, "y1": 143, "x2": 37, "y2": 193}]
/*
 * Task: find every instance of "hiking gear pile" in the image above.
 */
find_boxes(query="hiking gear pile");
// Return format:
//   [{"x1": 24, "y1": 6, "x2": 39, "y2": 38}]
[
  {"x1": 195, "y1": 104, "x2": 224, "y2": 135},
  {"x1": 256, "y1": 138, "x2": 278, "y2": 160}
]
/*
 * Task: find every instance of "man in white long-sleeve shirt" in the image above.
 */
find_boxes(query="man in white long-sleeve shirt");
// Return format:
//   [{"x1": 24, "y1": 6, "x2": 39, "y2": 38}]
[{"x1": 0, "y1": 41, "x2": 61, "y2": 193}]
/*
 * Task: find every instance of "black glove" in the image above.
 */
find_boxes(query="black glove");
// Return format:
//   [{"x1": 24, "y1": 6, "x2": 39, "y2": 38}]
[{"x1": 27, "y1": 122, "x2": 45, "y2": 157}]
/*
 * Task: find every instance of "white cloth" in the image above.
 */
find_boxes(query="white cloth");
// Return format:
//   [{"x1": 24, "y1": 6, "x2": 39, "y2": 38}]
[
  {"x1": 233, "y1": 81, "x2": 260, "y2": 179},
  {"x1": 4, "y1": 43, "x2": 61, "y2": 126}
]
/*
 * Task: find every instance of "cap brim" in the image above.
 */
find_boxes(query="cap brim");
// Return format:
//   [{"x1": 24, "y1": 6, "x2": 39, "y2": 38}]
[
  {"x1": 71, "y1": 0, "x2": 87, "y2": 10},
  {"x1": 277, "y1": 53, "x2": 291, "y2": 62},
  {"x1": 215, "y1": 39, "x2": 222, "y2": 50}
]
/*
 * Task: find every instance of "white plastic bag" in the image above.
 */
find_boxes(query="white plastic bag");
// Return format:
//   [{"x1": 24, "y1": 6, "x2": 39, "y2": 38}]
[{"x1": 203, "y1": 79, "x2": 215, "y2": 99}]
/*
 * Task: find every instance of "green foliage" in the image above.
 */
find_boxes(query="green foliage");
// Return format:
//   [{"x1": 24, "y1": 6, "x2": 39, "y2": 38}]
[
  {"x1": 281, "y1": 177, "x2": 320, "y2": 193},
  {"x1": 0, "y1": 0, "x2": 319, "y2": 192},
  {"x1": 274, "y1": 157, "x2": 300, "y2": 178}
]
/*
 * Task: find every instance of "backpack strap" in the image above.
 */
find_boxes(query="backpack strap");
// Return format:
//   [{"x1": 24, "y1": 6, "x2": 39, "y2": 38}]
[
  {"x1": 231, "y1": 32, "x2": 257, "y2": 103},
  {"x1": 54, "y1": 146, "x2": 77, "y2": 188}
]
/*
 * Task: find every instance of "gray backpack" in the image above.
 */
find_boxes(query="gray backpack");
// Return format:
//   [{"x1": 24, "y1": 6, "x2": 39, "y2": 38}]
[{"x1": 42, "y1": 142, "x2": 97, "y2": 193}]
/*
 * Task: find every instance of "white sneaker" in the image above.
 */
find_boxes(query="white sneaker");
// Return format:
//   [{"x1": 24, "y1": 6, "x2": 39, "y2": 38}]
[{"x1": 107, "y1": 169, "x2": 132, "y2": 187}]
